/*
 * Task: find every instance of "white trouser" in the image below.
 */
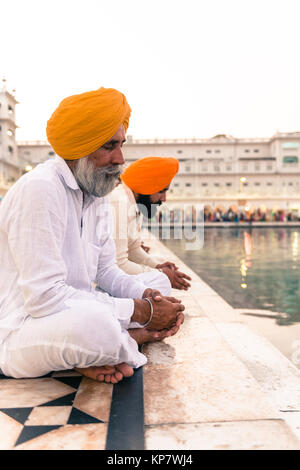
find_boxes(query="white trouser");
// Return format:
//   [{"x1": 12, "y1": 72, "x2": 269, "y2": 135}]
[{"x1": 0, "y1": 271, "x2": 171, "y2": 378}]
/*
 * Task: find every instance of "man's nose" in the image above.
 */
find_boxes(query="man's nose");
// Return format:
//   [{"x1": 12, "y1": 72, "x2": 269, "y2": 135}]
[{"x1": 112, "y1": 146, "x2": 125, "y2": 165}]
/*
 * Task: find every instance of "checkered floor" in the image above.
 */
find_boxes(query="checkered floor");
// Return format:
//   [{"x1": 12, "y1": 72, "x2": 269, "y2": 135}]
[{"x1": 0, "y1": 370, "x2": 114, "y2": 450}]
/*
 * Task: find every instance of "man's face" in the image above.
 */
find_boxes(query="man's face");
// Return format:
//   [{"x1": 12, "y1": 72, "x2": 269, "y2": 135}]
[
  {"x1": 87, "y1": 125, "x2": 126, "y2": 168},
  {"x1": 72, "y1": 125, "x2": 126, "y2": 198},
  {"x1": 136, "y1": 186, "x2": 169, "y2": 219},
  {"x1": 149, "y1": 186, "x2": 169, "y2": 204}
]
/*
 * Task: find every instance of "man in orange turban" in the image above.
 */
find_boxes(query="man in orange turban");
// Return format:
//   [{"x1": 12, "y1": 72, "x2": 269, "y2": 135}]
[
  {"x1": 0, "y1": 87, "x2": 185, "y2": 385},
  {"x1": 109, "y1": 157, "x2": 192, "y2": 290},
  {"x1": 46, "y1": 87, "x2": 131, "y2": 160}
]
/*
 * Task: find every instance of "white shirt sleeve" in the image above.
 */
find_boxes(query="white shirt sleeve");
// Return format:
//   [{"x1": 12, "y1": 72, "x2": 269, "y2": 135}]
[
  {"x1": 94, "y1": 199, "x2": 146, "y2": 300},
  {"x1": 6, "y1": 179, "x2": 136, "y2": 326},
  {"x1": 109, "y1": 184, "x2": 160, "y2": 274}
]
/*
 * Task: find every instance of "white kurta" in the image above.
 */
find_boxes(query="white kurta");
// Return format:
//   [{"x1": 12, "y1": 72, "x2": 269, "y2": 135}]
[
  {"x1": 0, "y1": 156, "x2": 170, "y2": 378},
  {"x1": 109, "y1": 182, "x2": 161, "y2": 274}
]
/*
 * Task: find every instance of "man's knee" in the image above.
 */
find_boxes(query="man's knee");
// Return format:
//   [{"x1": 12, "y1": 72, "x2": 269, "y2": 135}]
[
  {"x1": 157, "y1": 272, "x2": 172, "y2": 296},
  {"x1": 67, "y1": 304, "x2": 122, "y2": 353},
  {"x1": 147, "y1": 271, "x2": 171, "y2": 296},
  {"x1": 134, "y1": 271, "x2": 172, "y2": 296}
]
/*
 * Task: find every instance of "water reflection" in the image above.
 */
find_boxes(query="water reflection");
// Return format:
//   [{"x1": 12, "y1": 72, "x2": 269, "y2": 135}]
[
  {"x1": 240, "y1": 232, "x2": 253, "y2": 288},
  {"x1": 292, "y1": 231, "x2": 299, "y2": 262},
  {"x1": 162, "y1": 227, "x2": 300, "y2": 327}
]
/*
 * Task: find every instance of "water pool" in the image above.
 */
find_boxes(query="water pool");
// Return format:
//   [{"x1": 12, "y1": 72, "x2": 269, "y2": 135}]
[{"x1": 161, "y1": 227, "x2": 300, "y2": 367}]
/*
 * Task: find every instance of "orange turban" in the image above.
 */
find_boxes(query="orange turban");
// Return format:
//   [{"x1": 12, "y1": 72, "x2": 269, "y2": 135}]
[
  {"x1": 121, "y1": 157, "x2": 179, "y2": 194},
  {"x1": 46, "y1": 87, "x2": 131, "y2": 160}
]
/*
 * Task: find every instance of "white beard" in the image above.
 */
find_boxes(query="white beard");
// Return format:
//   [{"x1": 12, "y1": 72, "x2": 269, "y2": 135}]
[{"x1": 72, "y1": 156, "x2": 123, "y2": 198}]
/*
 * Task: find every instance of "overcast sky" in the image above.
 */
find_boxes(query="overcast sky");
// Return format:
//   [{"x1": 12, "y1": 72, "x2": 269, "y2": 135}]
[{"x1": 1, "y1": 0, "x2": 300, "y2": 141}]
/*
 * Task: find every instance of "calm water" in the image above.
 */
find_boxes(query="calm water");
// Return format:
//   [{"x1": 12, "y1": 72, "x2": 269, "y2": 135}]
[{"x1": 161, "y1": 227, "x2": 300, "y2": 365}]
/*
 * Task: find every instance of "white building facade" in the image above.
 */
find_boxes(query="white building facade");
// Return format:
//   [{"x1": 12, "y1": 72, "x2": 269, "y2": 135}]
[
  {"x1": 121, "y1": 133, "x2": 300, "y2": 215},
  {"x1": 2, "y1": 85, "x2": 300, "y2": 216},
  {"x1": 0, "y1": 80, "x2": 22, "y2": 197}
]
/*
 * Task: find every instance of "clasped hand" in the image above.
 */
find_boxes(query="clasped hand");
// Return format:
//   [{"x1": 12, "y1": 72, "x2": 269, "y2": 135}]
[
  {"x1": 156, "y1": 261, "x2": 192, "y2": 291},
  {"x1": 142, "y1": 288, "x2": 185, "y2": 333}
]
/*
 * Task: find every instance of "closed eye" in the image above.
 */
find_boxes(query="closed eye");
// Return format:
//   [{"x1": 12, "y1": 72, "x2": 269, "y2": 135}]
[{"x1": 102, "y1": 139, "x2": 126, "y2": 151}]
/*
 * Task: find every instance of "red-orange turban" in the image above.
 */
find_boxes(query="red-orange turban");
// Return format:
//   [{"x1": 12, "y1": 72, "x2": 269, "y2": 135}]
[
  {"x1": 46, "y1": 87, "x2": 131, "y2": 160},
  {"x1": 121, "y1": 157, "x2": 179, "y2": 194}
]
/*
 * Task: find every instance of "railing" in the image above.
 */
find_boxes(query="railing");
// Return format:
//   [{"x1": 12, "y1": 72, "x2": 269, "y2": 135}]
[
  {"x1": 125, "y1": 136, "x2": 271, "y2": 145},
  {"x1": 16, "y1": 140, "x2": 49, "y2": 146}
]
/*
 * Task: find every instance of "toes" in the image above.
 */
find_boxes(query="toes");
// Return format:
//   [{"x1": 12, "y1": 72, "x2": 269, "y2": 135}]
[
  {"x1": 114, "y1": 371, "x2": 123, "y2": 382},
  {"x1": 116, "y1": 363, "x2": 134, "y2": 377},
  {"x1": 102, "y1": 366, "x2": 116, "y2": 374}
]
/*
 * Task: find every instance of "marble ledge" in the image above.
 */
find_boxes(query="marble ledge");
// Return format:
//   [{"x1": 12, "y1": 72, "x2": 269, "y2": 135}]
[{"x1": 145, "y1": 419, "x2": 300, "y2": 450}]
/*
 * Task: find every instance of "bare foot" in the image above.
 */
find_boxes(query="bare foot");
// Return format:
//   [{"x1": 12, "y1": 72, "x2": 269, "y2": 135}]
[
  {"x1": 115, "y1": 362, "x2": 134, "y2": 378},
  {"x1": 129, "y1": 327, "x2": 170, "y2": 345},
  {"x1": 75, "y1": 362, "x2": 134, "y2": 383}
]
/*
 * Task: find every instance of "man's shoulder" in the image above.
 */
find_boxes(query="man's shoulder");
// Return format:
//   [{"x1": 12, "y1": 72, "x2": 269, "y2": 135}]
[
  {"x1": 109, "y1": 182, "x2": 129, "y2": 203},
  {"x1": 27, "y1": 161, "x2": 65, "y2": 193},
  {"x1": 2, "y1": 160, "x2": 66, "y2": 207}
]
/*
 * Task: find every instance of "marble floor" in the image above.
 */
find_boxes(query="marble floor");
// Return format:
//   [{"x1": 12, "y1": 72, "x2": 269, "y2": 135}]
[
  {"x1": 0, "y1": 369, "x2": 113, "y2": 450},
  {"x1": 1, "y1": 236, "x2": 300, "y2": 450}
]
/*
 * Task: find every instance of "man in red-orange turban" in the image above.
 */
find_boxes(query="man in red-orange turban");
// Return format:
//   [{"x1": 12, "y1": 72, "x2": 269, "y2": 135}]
[
  {"x1": 110, "y1": 157, "x2": 192, "y2": 290},
  {"x1": 121, "y1": 156, "x2": 179, "y2": 196}
]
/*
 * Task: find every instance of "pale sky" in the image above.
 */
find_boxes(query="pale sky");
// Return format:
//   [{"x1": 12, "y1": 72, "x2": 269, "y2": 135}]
[{"x1": 1, "y1": 0, "x2": 300, "y2": 141}]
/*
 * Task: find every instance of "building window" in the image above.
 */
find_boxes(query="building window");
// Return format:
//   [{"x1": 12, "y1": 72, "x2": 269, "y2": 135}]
[
  {"x1": 226, "y1": 165, "x2": 232, "y2": 171},
  {"x1": 185, "y1": 183, "x2": 191, "y2": 187},
  {"x1": 185, "y1": 166, "x2": 191, "y2": 172},
  {"x1": 214, "y1": 165, "x2": 220, "y2": 172},
  {"x1": 202, "y1": 183, "x2": 208, "y2": 186},
  {"x1": 48, "y1": 151, "x2": 55, "y2": 156},
  {"x1": 226, "y1": 182, "x2": 232, "y2": 186},
  {"x1": 8, "y1": 146, "x2": 13, "y2": 153},
  {"x1": 215, "y1": 150, "x2": 221, "y2": 153},
  {"x1": 214, "y1": 183, "x2": 220, "y2": 187},
  {"x1": 202, "y1": 166, "x2": 208, "y2": 171},
  {"x1": 174, "y1": 183, "x2": 179, "y2": 187},
  {"x1": 177, "y1": 150, "x2": 182, "y2": 154},
  {"x1": 206, "y1": 150, "x2": 212, "y2": 153},
  {"x1": 255, "y1": 182, "x2": 261, "y2": 186},
  {"x1": 266, "y1": 164, "x2": 273, "y2": 171},
  {"x1": 254, "y1": 149, "x2": 260, "y2": 153},
  {"x1": 288, "y1": 182, "x2": 294, "y2": 186},
  {"x1": 267, "y1": 182, "x2": 273, "y2": 186},
  {"x1": 282, "y1": 142, "x2": 299, "y2": 149},
  {"x1": 255, "y1": 164, "x2": 260, "y2": 171},
  {"x1": 283, "y1": 156, "x2": 298, "y2": 164},
  {"x1": 244, "y1": 149, "x2": 250, "y2": 153},
  {"x1": 8, "y1": 105, "x2": 13, "y2": 114},
  {"x1": 242, "y1": 165, "x2": 248, "y2": 171}
]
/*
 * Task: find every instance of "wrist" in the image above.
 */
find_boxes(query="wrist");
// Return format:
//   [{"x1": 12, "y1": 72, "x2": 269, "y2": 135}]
[
  {"x1": 160, "y1": 267, "x2": 172, "y2": 282},
  {"x1": 142, "y1": 288, "x2": 152, "y2": 299},
  {"x1": 132, "y1": 299, "x2": 151, "y2": 325}
]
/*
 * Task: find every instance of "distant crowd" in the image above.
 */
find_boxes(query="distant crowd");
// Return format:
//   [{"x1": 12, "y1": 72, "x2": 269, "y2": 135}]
[
  {"x1": 204, "y1": 208, "x2": 300, "y2": 223},
  {"x1": 147, "y1": 207, "x2": 300, "y2": 225}
]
